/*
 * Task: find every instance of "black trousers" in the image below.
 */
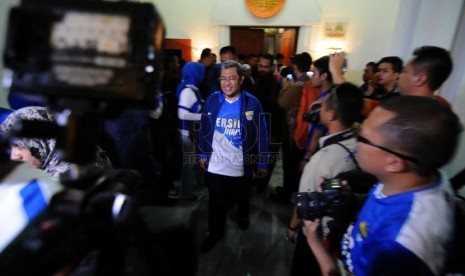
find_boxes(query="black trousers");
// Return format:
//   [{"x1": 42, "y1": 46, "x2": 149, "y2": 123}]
[
  {"x1": 281, "y1": 138, "x2": 305, "y2": 198},
  {"x1": 206, "y1": 172, "x2": 252, "y2": 239},
  {"x1": 291, "y1": 228, "x2": 321, "y2": 276}
]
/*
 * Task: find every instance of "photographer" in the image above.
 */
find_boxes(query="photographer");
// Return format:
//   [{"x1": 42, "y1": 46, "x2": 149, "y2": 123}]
[
  {"x1": 287, "y1": 83, "x2": 364, "y2": 276},
  {"x1": 302, "y1": 96, "x2": 461, "y2": 275}
]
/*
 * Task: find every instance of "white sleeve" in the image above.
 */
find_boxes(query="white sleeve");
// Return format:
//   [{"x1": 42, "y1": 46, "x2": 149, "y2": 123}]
[
  {"x1": 298, "y1": 149, "x2": 331, "y2": 193},
  {"x1": 178, "y1": 88, "x2": 202, "y2": 121}
]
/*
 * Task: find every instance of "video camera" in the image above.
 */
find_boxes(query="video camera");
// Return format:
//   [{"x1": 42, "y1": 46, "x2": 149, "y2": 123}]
[
  {"x1": 0, "y1": 0, "x2": 167, "y2": 275},
  {"x1": 3, "y1": 0, "x2": 165, "y2": 164},
  {"x1": 3, "y1": 0, "x2": 164, "y2": 110}
]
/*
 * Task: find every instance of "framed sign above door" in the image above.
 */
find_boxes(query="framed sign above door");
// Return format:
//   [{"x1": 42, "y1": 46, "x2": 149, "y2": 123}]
[{"x1": 245, "y1": 0, "x2": 285, "y2": 18}]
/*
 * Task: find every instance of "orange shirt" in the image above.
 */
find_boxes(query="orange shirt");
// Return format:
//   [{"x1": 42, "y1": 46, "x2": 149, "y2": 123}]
[{"x1": 294, "y1": 80, "x2": 320, "y2": 149}]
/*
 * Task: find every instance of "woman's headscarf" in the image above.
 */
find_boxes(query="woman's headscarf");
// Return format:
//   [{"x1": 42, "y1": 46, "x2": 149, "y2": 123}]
[
  {"x1": 175, "y1": 62, "x2": 205, "y2": 99},
  {"x1": 0, "y1": 106, "x2": 71, "y2": 179},
  {"x1": 0, "y1": 106, "x2": 112, "y2": 179}
]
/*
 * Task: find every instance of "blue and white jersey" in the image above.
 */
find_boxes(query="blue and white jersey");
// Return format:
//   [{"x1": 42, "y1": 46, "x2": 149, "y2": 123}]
[
  {"x1": 0, "y1": 163, "x2": 62, "y2": 252},
  {"x1": 341, "y1": 170, "x2": 454, "y2": 275},
  {"x1": 207, "y1": 97, "x2": 244, "y2": 177}
]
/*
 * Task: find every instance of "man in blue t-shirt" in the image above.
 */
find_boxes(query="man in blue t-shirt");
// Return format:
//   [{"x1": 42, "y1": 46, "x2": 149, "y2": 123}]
[
  {"x1": 198, "y1": 60, "x2": 269, "y2": 252},
  {"x1": 301, "y1": 96, "x2": 461, "y2": 275}
]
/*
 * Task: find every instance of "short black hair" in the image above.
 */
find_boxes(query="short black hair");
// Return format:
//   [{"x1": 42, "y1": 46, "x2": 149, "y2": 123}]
[
  {"x1": 220, "y1": 46, "x2": 237, "y2": 57},
  {"x1": 325, "y1": 82, "x2": 363, "y2": 127},
  {"x1": 379, "y1": 96, "x2": 461, "y2": 177},
  {"x1": 275, "y1": 53, "x2": 284, "y2": 60},
  {"x1": 259, "y1": 53, "x2": 274, "y2": 64},
  {"x1": 366, "y1": 62, "x2": 377, "y2": 71},
  {"x1": 200, "y1": 48, "x2": 212, "y2": 59},
  {"x1": 291, "y1": 53, "x2": 312, "y2": 72},
  {"x1": 411, "y1": 45, "x2": 453, "y2": 91},
  {"x1": 377, "y1": 56, "x2": 403, "y2": 73},
  {"x1": 313, "y1": 56, "x2": 332, "y2": 83}
]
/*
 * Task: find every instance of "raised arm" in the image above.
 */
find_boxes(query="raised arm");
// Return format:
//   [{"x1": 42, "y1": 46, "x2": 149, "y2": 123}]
[{"x1": 329, "y1": 52, "x2": 346, "y2": 85}]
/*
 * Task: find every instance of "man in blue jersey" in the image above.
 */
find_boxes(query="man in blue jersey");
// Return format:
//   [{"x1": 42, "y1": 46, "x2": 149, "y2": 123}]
[
  {"x1": 302, "y1": 96, "x2": 461, "y2": 275},
  {"x1": 198, "y1": 60, "x2": 269, "y2": 252}
]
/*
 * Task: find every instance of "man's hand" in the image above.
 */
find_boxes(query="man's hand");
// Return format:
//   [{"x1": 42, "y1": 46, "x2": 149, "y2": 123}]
[
  {"x1": 302, "y1": 218, "x2": 322, "y2": 244},
  {"x1": 286, "y1": 227, "x2": 297, "y2": 243},
  {"x1": 329, "y1": 52, "x2": 346, "y2": 85}
]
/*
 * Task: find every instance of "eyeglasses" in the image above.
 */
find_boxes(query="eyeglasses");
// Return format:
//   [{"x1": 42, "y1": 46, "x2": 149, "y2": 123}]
[
  {"x1": 219, "y1": 76, "x2": 239, "y2": 82},
  {"x1": 357, "y1": 135, "x2": 420, "y2": 164}
]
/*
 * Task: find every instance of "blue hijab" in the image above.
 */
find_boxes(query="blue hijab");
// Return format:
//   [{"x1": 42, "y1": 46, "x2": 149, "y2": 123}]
[{"x1": 175, "y1": 62, "x2": 205, "y2": 99}]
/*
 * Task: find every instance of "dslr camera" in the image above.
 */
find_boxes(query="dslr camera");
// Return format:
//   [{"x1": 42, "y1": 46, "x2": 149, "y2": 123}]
[
  {"x1": 302, "y1": 103, "x2": 322, "y2": 124},
  {"x1": 292, "y1": 178, "x2": 348, "y2": 221}
]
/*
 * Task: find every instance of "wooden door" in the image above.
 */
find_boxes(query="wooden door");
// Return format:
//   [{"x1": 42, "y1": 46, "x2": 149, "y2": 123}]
[
  {"x1": 164, "y1": 38, "x2": 192, "y2": 62},
  {"x1": 230, "y1": 27, "x2": 265, "y2": 55},
  {"x1": 280, "y1": 28, "x2": 297, "y2": 66}
]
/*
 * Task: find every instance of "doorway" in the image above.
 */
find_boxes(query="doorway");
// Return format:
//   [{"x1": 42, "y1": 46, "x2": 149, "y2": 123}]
[{"x1": 230, "y1": 26, "x2": 298, "y2": 66}]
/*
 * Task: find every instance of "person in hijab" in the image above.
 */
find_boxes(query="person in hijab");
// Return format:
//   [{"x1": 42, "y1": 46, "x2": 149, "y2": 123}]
[
  {"x1": 0, "y1": 106, "x2": 111, "y2": 180},
  {"x1": 176, "y1": 62, "x2": 205, "y2": 201}
]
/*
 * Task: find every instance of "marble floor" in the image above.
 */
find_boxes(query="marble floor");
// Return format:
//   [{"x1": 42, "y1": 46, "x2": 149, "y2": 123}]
[
  {"x1": 140, "y1": 157, "x2": 296, "y2": 276},
  {"x1": 192, "y1": 185, "x2": 295, "y2": 276},
  {"x1": 191, "y1": 158, "x2": 295, "y2": 276}
]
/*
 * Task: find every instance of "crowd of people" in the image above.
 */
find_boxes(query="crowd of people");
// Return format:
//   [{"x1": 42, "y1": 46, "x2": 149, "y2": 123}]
[
  {"x1": 157, "y1": 44, "x2": 463, "y2": 275},
  {"x1": 0, "y1": 42, "x2": 463, "y2": 275}
]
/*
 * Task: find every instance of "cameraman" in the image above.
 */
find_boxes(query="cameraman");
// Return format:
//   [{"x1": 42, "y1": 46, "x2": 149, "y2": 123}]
[
  {"x1": 302, "y1": 96, "x2": 461, "y2": 275},
  {"x1": 287, "y1": 83, "x2": 364, "y2": 276}
]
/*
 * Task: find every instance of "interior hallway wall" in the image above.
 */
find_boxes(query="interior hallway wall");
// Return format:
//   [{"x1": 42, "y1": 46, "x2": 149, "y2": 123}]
[{"x1": 443, "y1": 6, "x2": 465, "y2": 185}]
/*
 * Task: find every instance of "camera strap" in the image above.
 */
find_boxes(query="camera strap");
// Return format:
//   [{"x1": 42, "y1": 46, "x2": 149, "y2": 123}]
[{"x1": 336, "y1": 142, "x2": 361, "y2": 172}]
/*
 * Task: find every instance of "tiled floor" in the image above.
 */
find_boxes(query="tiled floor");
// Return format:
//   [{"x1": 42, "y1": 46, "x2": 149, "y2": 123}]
[
  {"x1": 193, "y1": 186, "x2": 295, "y2": 276},
  {"x1": 141, "y1": 157, "x2": 296, "y2": 276},
  {"x1": 190, "y1": 158, "x2": 295, "y2": 276}
]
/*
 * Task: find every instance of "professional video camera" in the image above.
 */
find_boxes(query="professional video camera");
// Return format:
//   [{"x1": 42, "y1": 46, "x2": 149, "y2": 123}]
[
  {"x1": 3, "y1": 0, "x2": 165, "y2": 164},
  {"x1": 4, "y1": 0, "x2": 164, "y2": 109},
  {"x1": 0, "y1": 0, "x2": 170, "y2": 275},
  {"x1": 292, "y1": 178, "x2": 349, "y2": 221}
]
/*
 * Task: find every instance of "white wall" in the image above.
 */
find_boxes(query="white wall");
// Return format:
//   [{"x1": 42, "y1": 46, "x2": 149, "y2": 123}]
[
  {"x1": 309, "y1": 0, "x2": 402, "y2": 84},
  {"x1": 150, "y1": 0, "x2": 220, "y2": 58},
  {"x1": 442, "y1": 6, "x2": 465, "y2": 183}
]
